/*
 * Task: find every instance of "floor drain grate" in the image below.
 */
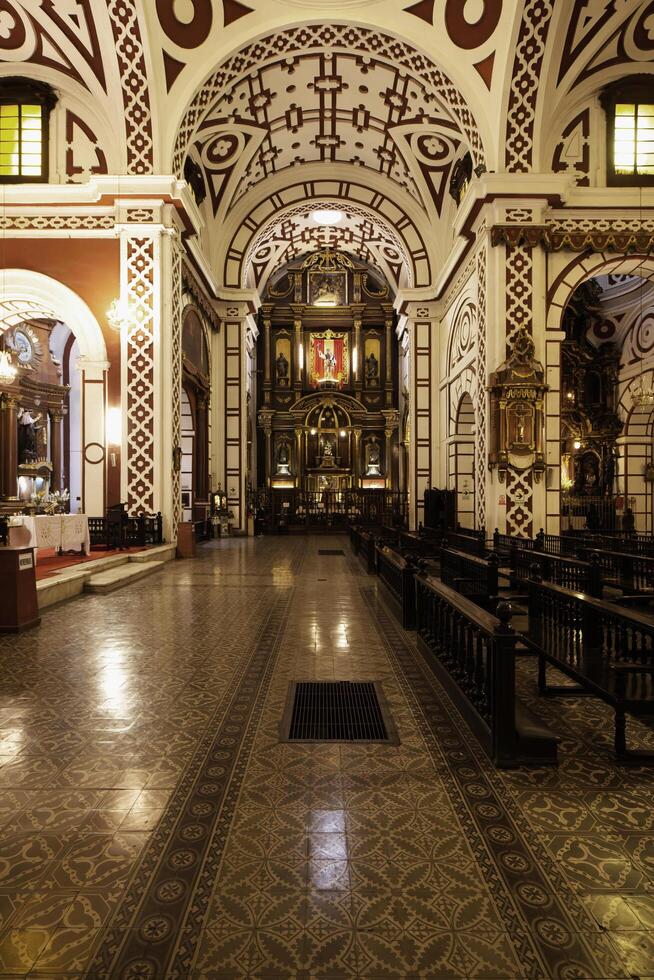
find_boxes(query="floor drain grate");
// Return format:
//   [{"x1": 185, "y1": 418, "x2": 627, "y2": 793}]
[
  {"x1": 281, "y1": 681, "x2": 398, "y2": 743},
  {"x1": 318, "y1": 549, "x2": 345, "y2": 556}
]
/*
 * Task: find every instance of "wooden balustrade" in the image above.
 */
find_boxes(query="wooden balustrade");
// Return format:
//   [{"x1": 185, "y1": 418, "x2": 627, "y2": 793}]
[
  {"x1": 527, "y1": 575, "x2": 654, "y2": 761},
  {"x1": 440, "y1": 547, "x2": 499, "y2": 609},
  {"x1": 442, "y1": 529, "x2": 486, "y2": 558},
  {"x1": 512, "y1": 549, "x2": 602, "y2": 598},
  {"x1": 375, "y1": 544, "x2": 418, "y2": 629},
  {"x1": 416, "y1": 574, "x2": 557, "y2": 767}
]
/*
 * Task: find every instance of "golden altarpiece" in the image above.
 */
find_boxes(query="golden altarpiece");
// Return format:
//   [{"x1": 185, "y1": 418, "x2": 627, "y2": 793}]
[
  {"x1": 256, "y1": 250, "x2": 399, "y2": 494},
  {"x1": 0, "y1": 321, "x2": 69, "y2": 514}
]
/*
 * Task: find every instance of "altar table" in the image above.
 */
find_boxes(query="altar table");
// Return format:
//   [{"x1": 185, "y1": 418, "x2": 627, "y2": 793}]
[{"x1": 8, "y1": 515, "x2": 90, "y2": 560}]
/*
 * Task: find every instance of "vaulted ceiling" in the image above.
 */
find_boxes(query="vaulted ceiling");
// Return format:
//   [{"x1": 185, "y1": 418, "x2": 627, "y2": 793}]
[{"x1": 2, "y1": 0, "x2": 654, "y2": 291}]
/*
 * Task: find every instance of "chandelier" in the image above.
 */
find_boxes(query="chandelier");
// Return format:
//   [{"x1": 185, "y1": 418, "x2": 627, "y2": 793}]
[{"x1": 0, "y1": 349, "x2": 17, "y2": 385}]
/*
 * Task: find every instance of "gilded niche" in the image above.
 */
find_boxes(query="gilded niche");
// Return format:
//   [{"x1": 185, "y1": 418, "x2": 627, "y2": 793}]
[{"x1": 488, "y1": 327, "x2": 548, "y2": 483}]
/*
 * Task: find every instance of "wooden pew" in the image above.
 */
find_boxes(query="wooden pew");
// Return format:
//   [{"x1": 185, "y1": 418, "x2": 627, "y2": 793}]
[
  {"x1": 442, "y1": 528, "x2": 487, "y2": 558},
  {"x1": 440, "y1": 547, "x2": 499, "y2": 610},
  {"x1": 526, "y1": 573, "x2": 654, "y2": 762},
  {"x1": 415, "y1": 574, "x2": 557, "y2": 767}
]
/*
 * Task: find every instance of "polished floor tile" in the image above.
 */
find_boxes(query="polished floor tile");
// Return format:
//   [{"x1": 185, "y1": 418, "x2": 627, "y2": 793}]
[{"x1": 0, "y1": 536, "x2": 652, "y2": 978}]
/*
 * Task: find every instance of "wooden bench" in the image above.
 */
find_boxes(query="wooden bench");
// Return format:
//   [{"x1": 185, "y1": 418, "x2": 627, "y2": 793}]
[
  {"x1": 415, "y1": 574, "x2": 557, "y2": 767},
  {"x1": 526, "y1": 573, "x2": 654, "y2": 762},
  {"x1": 442, "y1": 529, "x2": 487, "y2": 558},
  {"x1": 440, "y1": 547, "x2": 499, "y2": 610}
]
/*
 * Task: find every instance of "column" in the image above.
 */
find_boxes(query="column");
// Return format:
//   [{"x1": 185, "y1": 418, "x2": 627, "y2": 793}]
[
  {"x1": 49, "y1": 411, "x2": 63, "y2": 493},
  {"x1": 0, "y1": 395, "x2": 18, "y2": 500},
  {"x1": 258, "y1": 410, "x2": 273, "y2": 487},
  {"x1": 399, "y1": 301, "x2": 439, "y2": 529},
  {"x1": 117, "y1": 204, "x2": 184, "y2": 541},
  {"x1": 291, "y1": 305, "x2": 303, "y2": 394},
  {"x1": 295, "y1": 426, "x2": 303, "y2": 488},
  {"x1": 262, "y1": 304, "x2": 273, "y2": 406},
  {"x1": 353, "y1": 427, "x2": 361, "y2": 487},
  {"x1": 383, "y1": 304, "x2": 394, "y2": 408},
  {"x1": 352, "y1": 304, "x2": 364, "y2": 398},
  {"x1": 217, "y1": 301, "x2": 256, "y2": 533},
  {"x1": 383, "y1": 409, "x2": 399, "y2": 491}
]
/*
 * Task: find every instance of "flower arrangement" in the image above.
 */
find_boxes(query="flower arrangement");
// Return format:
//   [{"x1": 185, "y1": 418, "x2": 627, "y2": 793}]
[{"x1": 30, "y1": 489, "x2": 70, "y2": 514}]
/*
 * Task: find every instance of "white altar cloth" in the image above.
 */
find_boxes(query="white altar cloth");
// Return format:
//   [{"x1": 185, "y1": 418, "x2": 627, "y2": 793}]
[{"x1": 8, "y1": 515, "x2": 90, "y2": 559}]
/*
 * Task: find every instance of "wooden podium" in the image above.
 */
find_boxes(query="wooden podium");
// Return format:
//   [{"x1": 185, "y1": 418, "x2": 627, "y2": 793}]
[{"x1": 0, "y1": 547, "x2": 41, "y2": 633}]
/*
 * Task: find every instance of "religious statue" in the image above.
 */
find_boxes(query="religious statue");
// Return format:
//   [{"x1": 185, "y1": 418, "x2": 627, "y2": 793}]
[
  {"x1": 276, "y1": 441, "x2": 290, "y2": 474},
  {"x1": 322, "y1": 437, "x2": 334, "y2": 457},
  {"x1": 365, "y1": 440, "x2": 381, "y2": 475},
  {"x1": 317, "y1": 347, "x2": 337, "y2": 381},
  {"x1": 18, "y1": 408, "x2": 45, "y2": 463},
  {"x1": 276, "y1": 351, "x2": 289, "y2": 385},
  {"x1": 365, "y1": 352, "x2": 379, "y2": 382}
]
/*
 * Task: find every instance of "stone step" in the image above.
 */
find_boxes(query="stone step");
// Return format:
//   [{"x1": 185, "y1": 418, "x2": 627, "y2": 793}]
[
  {"x1": 85, "y1": 560, "x2": 165, "y2": 595},
  {"x1": 129, "y1": 543, "x2": 176, "y2": 564}
]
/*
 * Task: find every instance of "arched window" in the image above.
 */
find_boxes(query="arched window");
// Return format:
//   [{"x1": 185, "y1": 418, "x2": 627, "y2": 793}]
[
  {"x1": 0, "y1": 77, "x2": 57, "y2": 183},
  {"x1": 601, "y1": 76, "x2": 654, "y2": 186}
]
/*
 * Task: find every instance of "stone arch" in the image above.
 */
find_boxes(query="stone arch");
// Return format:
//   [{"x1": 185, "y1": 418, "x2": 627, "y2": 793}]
[
  {"x1": 1, "y1": 269, "x2": 109, "y2": 516},
  {"x1": 546, "y1": 251, "x2": 654, "y2": 533}
]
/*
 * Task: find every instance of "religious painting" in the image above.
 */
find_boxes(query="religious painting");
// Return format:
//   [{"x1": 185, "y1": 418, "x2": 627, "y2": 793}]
[
  {"x1": 308, "y1": 272, "x2": 347, "y2": 307},
  {"x1": 507, "y1": 402, "x2": 534, "y2": 452},
  {"x1": 309, "y1": 331, "x2": 349, "y2": 389}
]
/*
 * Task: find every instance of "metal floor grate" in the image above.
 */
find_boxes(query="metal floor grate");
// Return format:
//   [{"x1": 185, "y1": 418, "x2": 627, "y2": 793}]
[
  {"x1": 318, "y1": 549, "x2": 345, "y2": 556},
  {"x1": 281, "y1": 681, "x2": 398, "y2": 743}
]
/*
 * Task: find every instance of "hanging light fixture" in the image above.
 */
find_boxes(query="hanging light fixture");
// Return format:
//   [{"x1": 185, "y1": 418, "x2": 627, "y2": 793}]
[
  {"x1": 630, "y1": 188, "x2": 654, "y2": 407},
  {"x1": 0, "y1": 349, "x2": 17, "y2": 385},
  {"x1": 106, "y1": 297, "x2": 133, "y2": 333}
]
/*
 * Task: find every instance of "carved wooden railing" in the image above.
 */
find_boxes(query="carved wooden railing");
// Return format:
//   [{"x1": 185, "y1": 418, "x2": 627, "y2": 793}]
[
  {"x1": 415, "y1": 575, "x2": 553, "y2": 767},
  {"x1": 527, "y1": 575, "x2": 654, "y2": 760},
  {"x1": 375, "y1": 544, "x2": 418, "y2": 629},
  {"x1": 512, "y1": 549, "x2": 603, "y2": 598},
  {"x1": 442, "y1": 529, "x2": 486, "y2": 558},
  {"x1": 440, "y1": 547, "x2": 499, "y2": 609}
]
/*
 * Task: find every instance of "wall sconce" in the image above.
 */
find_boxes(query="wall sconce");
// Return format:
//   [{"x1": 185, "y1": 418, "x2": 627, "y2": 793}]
[
  {"x1": 339, "y1": 429, "x2": 346, "y2": 437},
  {"x1": 573, "y1": 440, "x2": 581, "y2": 450},
  {"x1": 106, "y1": 406, "x2": 122, "y2": 447}
]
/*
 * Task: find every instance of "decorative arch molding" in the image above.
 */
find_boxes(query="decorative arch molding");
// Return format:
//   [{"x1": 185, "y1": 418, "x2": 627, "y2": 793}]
[
  {"x1": 289, "y1": 391, "x2": 369, "y2": 421},
  {"x1": 547, "y1": 253, "x2": 654, "y2": 331},
  {"x1": 222, "y1": 177, "x2": 432, "y2": 292},
  {"x1": 0, "y1": 269, "x2": 107, "y2": 364},
  {"x1": 242, "y1": 198, "x2": 414, "y2": 294},
  {"x1": 447, "y1": 292, "x2": 478, "y2": 372},
  {"x1": 170, "y1": 22, "x2": 488, "y2": 177}
]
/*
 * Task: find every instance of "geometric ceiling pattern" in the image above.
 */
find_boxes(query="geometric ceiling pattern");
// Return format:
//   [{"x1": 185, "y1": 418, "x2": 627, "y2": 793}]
[
  {"x1": 3, "y1": 0, "x2": 654, "y2": 292},
  {"x1": 193, "y1": 50, "x2": 463, "y2": 219}
]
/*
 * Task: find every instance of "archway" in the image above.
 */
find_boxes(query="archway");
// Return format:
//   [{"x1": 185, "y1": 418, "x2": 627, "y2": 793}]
[
  {"x1": 181, "y1": 307, "x2": 211, "y2": 523},
  {"x1": 0, "y1": 270, "x2": 108, "y2": 515},
  {"x1": 548, "y1": 255, "x2": 654, "y2": 532},
  {"x1": 453, "y1": 392, "x2": 476, "y2": 528}
]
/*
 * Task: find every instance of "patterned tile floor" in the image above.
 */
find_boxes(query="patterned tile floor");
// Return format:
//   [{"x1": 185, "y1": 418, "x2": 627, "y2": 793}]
[{"x1": 0, "y1": 536, "x2": 653, "y2": 978}]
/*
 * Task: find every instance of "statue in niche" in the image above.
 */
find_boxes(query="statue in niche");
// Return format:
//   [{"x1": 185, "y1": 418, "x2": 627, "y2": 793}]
[
  {"x1": 18, "y1": 408, "x2": 45, "y2": 463},
  {"x1": 322, "y1": 436, "x2": 334, "y2": 458},
  {"x1": 365, "y1": 440, "x2": 381, "y2": 476},
  {"x1": 366, "y1": 351, "x2": 379, "y2": 383},
  {"x1": 276, "y1": 351, "x2": 289, "y2": 386},
  {"x1": 276, "y1": 441, "x2": 291, "y2": 475}
]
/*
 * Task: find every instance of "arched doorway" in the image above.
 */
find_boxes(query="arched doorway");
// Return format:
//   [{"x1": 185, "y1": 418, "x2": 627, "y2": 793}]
[
  {"x1": 181, "y1": 308, "x2": 210, "y2": 523},
  {"x1": 0, "y1": 270, "x2": 108, "y2": 515},
  {"x1": 453, "y1": 392, "x2": 476, "y2": 528},
  {"x1": 548, "y1": 257, "x2": 654, "y2": 532}
]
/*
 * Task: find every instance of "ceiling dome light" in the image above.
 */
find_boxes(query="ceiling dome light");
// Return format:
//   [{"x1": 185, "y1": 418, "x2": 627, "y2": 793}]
[{"x1": 312, "y1": 209, "x2": 343, "y2": 226}]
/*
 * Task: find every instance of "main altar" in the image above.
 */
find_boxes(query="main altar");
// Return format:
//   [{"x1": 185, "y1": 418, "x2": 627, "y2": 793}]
[{"x1": 256, "y1": 249, "x2": 401, "y2": 497}]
